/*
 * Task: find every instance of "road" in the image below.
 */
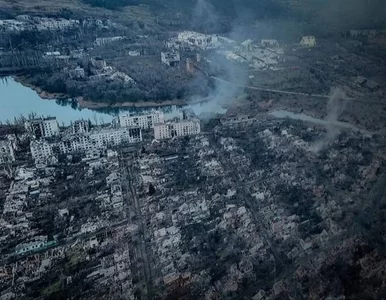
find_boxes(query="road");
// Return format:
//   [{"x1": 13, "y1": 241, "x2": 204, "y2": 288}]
[
  {"x1": 193, "y1": 61, "x2": 385, "y2": 105},
  {"x1": 121, "y1": 155, "x2": 153, "y2": 299}
]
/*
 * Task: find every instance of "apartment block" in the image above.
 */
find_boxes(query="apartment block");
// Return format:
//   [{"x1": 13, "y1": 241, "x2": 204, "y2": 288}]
[
  {"x1": 25, "y1": 118, "x2": 60, "y2": 138},
  {"x1": 30, "y1": 127, "x2": 142, "y2": 163},
  {"x1": 119, "y1": 111, "x2": 164, "y2": 129},
  {"x1": 154, "y1": 119, "x2": 201, "y2": 140},
  {"x1": 0, "y1": 139, "x2": 15, "y2": 164}
]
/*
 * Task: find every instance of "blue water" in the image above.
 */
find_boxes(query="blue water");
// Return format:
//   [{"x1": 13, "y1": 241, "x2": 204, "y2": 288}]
[
  {"x1": 0, "y1": 77, "x2": 212, "y2": 125},
  {"x1": 0, "y1": 77, "x2": 113, "y2": 125}
]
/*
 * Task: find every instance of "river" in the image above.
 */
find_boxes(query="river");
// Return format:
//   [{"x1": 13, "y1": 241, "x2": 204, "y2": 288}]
[
  {"x1": 0, "y1": 77, "x2": 194, "y2": 125},
  {"x1": 0, "y1": 77, "x2": 114, "y2": 125}
]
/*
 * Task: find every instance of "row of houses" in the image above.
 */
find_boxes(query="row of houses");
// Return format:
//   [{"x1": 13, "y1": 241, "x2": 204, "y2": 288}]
[
  {"x1": 119, "y1": 111, "x2": 201, "y2": 139},
  {"x1": 30, "y1": 127, "x2": 142, "y2": 163},
  {"x1": 1, "y1": 111, "x2": 200, "y2": 166},
  {"x1": 26, "y1": 111, "x2": 201, "y2": 164},
  {"x1": 0, "y1": 17, "x2": 79, "y2": 32}
]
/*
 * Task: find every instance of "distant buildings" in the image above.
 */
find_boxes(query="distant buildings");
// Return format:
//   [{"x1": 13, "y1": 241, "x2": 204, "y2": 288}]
[
  {"x1": 355, "y1": 76, "x2": 381, "y2": 92},
  {"x1": 177, "y1": 31, "x2": 219, "y2": 49},
  {"x1": 0, "y1": 139, "x2": 15, "y2": 164},
  {"x1": 261, "y1": 39, "x2": 279, "y2": 48},
  {"x1": 90, "y1": 57, "x2": 107, "y2": 69},
  {"x1": 300, "y1": 36, "x2": 316, "y2": 47},
  {"x1": 109, "y1": 71, "x2": 135, "y2": 84},
  {"x1": 95, "y1": 36, "x2": 124, "y2": 46},
  {"x1": 241, "y1": 39, "x2": 254, "y2": 51},
  {"x1": 0, "y1": 19, "x2": 29, "y2": 31},
  {"x1": 89, "y1": 57, "x2": 134, "y2": 83},
  {"x1": 349, "y1": 29, "x2": 386, "y2": 38},
  {"x1": 129, "y1": 50, "x2": 141, "y2": 57},
  {"x1": 119, "y1": 111, "x2": 164, "y2": 129},
  {"x1": 154, "y1": 119, "x2": 201, "y2": 140},
  {"x1": 25, "y1": 117, "x2": 60, "y2": 138},
  {"x1": 36, "y1": 18, "x2": 79, "y2": 31},
  {"x1": 44, "y1": 51, "x2": 61, "y2": 57},
  {"x1": 161, "y1": 52, "x2": 181, "y2": 67},
  {"x1": 69, "y1": 66, "x2": 86, "y2": 79},
  {"x1": 0, "y1": 16, "x2": 79, "y2": 32}
]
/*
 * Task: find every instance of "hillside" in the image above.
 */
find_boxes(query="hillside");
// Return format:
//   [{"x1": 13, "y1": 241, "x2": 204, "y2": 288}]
[{"x1": 2, "y1": 0, "x2": 385, "y2": 35}]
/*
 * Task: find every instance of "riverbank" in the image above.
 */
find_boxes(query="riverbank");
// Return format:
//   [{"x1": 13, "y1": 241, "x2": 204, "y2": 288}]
[
  {"x1": 77, "y1": 97, "x2": 207, "y2": 109},
  {"x1": 14, "y1": 76, "x2": 207, "y2": 109},
  {"x1": 14, "y1": 77, "x2": 68, "y2": 100}
]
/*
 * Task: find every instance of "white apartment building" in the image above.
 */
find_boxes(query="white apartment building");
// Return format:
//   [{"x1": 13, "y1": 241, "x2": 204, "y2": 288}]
[
  {"x1": 60, "y1": 135, "x2": 92, "y2": 154},
  {"x1": 30, "y1": 140, "x2": 54, "y2": 163},
  {"x1": 119, "y1": 111, "x2": 165, "y2": 129},
  {"x1": 0, "y1": 139, "x2": 15, "y2": 164},
  {"x1": 30, "y1": 127, "x2": 142, "y2": 163},
  {"x1": 25, "y1": 118, "x2": 60, "y2": 138},
  {"x1": 90, "y1": 127, "x2": 142, "y2": 147},
  {"x1": 72, "y1": 120, "x2": 90, "y2": 134},
  {"x1": 154, "y1": 119, "x2": 201, "y2": 140}
]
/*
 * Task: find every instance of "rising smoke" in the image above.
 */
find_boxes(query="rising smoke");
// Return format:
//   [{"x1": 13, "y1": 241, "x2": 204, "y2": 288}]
[
  {"x1": 189, "y1": 0, "x2": 249, "y2": 119},
  {"x1": 192, "y1": 0, "x2": 219, "y2": 32},
  {"x1": 310, "y1": 87, "x2": 347, "y2": 153}
]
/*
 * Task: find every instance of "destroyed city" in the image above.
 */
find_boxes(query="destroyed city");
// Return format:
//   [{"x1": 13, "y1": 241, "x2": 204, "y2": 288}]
[{"x1": 1, "y1": 0, "x2": 386, "y2": 299}]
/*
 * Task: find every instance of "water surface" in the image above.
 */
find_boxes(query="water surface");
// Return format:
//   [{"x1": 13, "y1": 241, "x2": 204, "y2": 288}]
[
  {"x1": 0, "y1": 77, "x2": 222, "y2": 125},
  {"x1": 0, "y1": 77, "x2": 113, "y2": 125}
]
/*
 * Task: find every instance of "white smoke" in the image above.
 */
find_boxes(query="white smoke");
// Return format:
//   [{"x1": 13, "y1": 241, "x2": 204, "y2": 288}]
[
  {"x1": 310, "y1": 87, "x2": 347, "y2": 152},
  {"x1": 192, "y1": 0, "x2": 219, "y2": 32},
  {"x1": 189, "y1": 0, "x2": 249, "y2": 119}
]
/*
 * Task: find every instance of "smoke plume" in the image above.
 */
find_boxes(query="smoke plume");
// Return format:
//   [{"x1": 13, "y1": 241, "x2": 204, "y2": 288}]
[
  {"x1": 310, "y1": 87, "x2": 347, "y2": 153},
  {"x1": 192, "y1": 0, "x2": 219, "y2": 32},
  {"x1": 189, "y1": 0, "x2": 249, "y2": 119}
]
